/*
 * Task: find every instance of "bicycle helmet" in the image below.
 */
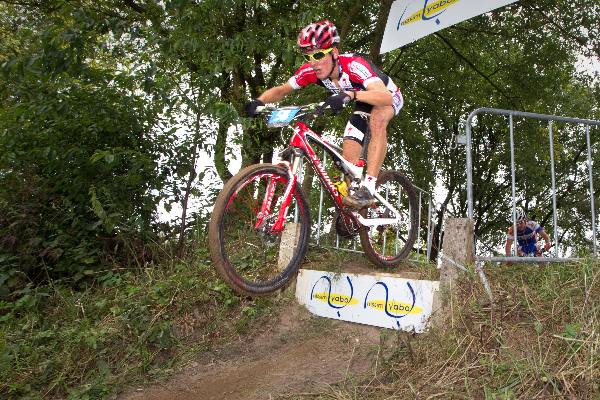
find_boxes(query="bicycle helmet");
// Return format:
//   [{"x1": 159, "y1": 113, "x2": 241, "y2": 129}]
[
  {"x1": 514, "y1": 207, "x2": 527, "y2": 222},
  {"x1": 297, "y1": 20, "x2": 340, "y2": 53}
]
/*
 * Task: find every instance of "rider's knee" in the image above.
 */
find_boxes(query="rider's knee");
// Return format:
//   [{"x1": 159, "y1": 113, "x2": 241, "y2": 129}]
[
  {"x1": 369, "y1": 107, "x2": 393, "y2": 133},
  {"x1": 369, "y1": 117, "x2": 388, "y2": 136}
]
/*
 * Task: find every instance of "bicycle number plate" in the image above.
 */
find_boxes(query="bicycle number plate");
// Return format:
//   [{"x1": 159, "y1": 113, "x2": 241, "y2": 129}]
[{"x1": 267, "y1": 108, "x2": 300, "y2": 127}]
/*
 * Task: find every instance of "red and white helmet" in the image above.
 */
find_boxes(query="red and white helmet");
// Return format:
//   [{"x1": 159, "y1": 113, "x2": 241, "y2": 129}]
[{"x1": 297, "y1": 20, "x2": 340, "y2": 53}]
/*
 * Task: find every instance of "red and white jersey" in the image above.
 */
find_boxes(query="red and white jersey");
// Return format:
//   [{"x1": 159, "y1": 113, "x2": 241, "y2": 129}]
[{"x1": 287, "y1": 53, "x2": 399, "y2": 94}]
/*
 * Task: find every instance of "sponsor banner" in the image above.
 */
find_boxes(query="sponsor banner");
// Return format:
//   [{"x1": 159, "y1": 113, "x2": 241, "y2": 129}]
[
  {"x1": 295, "y1": 269, "x2": 439, "y2": 333},
  {"x1": 381, "y1": 0, "x2": 518, "y2": 53}
]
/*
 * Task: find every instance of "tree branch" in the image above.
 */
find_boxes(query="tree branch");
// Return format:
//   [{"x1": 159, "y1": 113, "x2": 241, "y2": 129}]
[
  {"x1": 369, "y1": 0, "x2": 394, "y2": 67},
  {"x1": 434, "y1": 32, "x2": 520, "y2": 109},
  {"x1": 522, "y1": 2, "x2": 598, "y2": 58}
]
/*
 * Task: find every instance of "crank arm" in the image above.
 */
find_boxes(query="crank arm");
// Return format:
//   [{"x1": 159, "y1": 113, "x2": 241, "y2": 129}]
[{"x1": 354, "y1": 191, "x2": 403, "y2": 228}]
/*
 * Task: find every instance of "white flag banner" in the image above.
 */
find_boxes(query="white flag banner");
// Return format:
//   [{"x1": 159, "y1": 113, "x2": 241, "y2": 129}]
[{"x1": 381, "y1": 0, "x2": 518, "y2": 53}]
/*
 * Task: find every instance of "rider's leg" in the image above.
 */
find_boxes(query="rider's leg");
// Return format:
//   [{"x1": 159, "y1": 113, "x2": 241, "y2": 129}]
[
  {"x1": 365, "y1": 105, "x2": 395, "y2": 178},
  {"x1": 342, "y1": 105, "x2": 395, "y2": 210},
  {"x1": 534, "y1": 242, "x2": 543, "y2": 257},
  {"x1": 342, "y1": 139, "x2": 361, "y2": 164},
  {"x1": 342, "y1": 111, "x2": 369, "y2": 164}
]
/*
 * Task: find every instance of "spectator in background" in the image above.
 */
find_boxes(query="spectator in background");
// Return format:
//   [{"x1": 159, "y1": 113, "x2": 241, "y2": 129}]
[{"x1": 505, "y1": 208, "x2": 551, "y2": 258}]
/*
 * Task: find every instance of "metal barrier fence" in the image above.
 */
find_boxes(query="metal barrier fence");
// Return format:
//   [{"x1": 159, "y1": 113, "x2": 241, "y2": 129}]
[
  {"x1": 464, "y1": 107, "x2": 600, "y2": 263},
  {"x1": 308, "y1": 149, "x2": 435, "y2": 261}
]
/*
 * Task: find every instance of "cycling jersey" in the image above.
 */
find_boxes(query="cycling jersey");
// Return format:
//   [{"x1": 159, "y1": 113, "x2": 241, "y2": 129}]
[
  {"x1": 506, "y1": 220, "x2": 542, "y2": 255},
  {"x1": 289, "y1": 53, "x2": 398, "y2": 91},
  {"x1": 287, "y1": 53, "x2": 403, "y2": 144}
]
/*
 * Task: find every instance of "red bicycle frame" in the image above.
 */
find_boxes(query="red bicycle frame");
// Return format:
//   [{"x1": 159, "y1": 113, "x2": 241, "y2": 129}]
[
  {"x1": 255, "y1": 120, "x2": 364, "y2": 234},
  {"x1": 253, "y1": 106, "x2": 402, "y2": 235}
]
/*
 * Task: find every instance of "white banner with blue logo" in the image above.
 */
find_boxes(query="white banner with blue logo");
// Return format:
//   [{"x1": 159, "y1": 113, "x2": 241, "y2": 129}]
[
  {"x1": 295, "y1": 269, "x2": 439, "y2": 332},
  {"x1": 381, "y1": 0, "x2": 518, "y2": 53}
]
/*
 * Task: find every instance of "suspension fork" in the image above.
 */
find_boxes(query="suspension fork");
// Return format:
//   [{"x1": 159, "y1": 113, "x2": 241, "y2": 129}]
[
  {"x1": 271, "y1": 156, "x2": 302, "y2": 232},
  {"x1": 255, "y1": 176, "x2": 279, "y2": 229},
  {"x1": 254, "y1": 158, "x2": 300, "y2": 233}
]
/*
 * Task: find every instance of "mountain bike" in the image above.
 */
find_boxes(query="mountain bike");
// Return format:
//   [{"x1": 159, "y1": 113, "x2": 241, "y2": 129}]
[{"x1": 208, "y1": 103, "x2": 419, "y2": 296}]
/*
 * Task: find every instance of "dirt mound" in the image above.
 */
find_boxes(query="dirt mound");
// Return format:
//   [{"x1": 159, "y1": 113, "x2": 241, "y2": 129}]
[{"x1": 120, "y1": 299, "x2": 382, "y2": 400}]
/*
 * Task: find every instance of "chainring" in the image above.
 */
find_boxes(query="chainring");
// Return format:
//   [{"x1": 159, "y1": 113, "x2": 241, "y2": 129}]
[{"x1": 335, "y1": 213, "x2": 360, "y2": 238}]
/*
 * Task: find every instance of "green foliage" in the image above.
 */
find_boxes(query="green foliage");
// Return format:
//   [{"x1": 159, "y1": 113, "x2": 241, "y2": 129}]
[
  {"x1": 0, "y1": 259, "x2": 273, "y2": 399},
  {"x1": 0, "y1": 2, "x2": 172, "y2": 283}
]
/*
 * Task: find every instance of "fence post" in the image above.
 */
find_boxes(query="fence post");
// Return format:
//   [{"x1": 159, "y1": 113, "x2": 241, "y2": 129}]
[
  {"x1": 441, "y1": 218, "x2": 474, "y2": 285},
  {"x1": 278, "y1": 223, "x2": 299, "y2": 296},
  {"x1": 431, "y1": 218, "x2": 475, "y2": 327}
]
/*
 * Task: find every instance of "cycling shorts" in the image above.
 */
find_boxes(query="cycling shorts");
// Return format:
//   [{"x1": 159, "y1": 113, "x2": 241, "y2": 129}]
[{"x1": 519, "y1": 242, "x2": 541, "y2": 256}]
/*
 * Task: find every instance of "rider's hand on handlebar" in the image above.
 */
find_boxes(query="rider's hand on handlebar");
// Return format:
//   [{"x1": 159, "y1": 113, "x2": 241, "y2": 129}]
[
  {"x1": 544, "y1": 242, "x2": 551, "y2": 251},
  {"x1": 318, "y1": 93, "x2": 353, "y2": 115},
  {"x1": 244, "y1": 99, "x2": 265, "y2": 117}
]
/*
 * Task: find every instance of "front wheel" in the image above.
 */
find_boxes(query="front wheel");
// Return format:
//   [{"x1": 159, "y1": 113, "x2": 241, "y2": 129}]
[
  {"x1": 208, "y1": 164, "x2": 310, "y2": 296},
  {"x1": 358, "y1": 170, "x2": 419, "y2": 267}
]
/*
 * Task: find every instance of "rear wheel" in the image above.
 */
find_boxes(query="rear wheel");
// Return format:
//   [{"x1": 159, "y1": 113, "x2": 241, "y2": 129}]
[
  {"x1": 208, "y1": 164, "x2": 310, "y2": 296},
  {"x1": 358, "y1": 170, "x2": 418, "y2": 267}
]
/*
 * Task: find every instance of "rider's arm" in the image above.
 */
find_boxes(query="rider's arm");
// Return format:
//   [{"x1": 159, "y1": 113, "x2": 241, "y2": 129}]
[
  {"x1": 505, "y1": 238, "x2": 513, "y2": 256},
  {"x1": 346, "y1": 80, "x2": 393, "y2": 107},
  {"x1": 257, "y1": 83, "x2": 295, "y2": 104},
  {"x1": 539, "y1": 229, "x2": 551, "y2": 246}
]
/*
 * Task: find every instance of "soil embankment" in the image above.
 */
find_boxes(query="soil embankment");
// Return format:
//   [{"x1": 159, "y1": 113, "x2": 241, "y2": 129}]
[{"x1": 121, "y1": 300, "x2": 382, "y2": 400}]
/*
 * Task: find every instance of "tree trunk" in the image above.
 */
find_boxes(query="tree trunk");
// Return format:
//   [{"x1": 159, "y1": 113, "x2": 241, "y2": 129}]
[
  {"x1": 369, "y1": 0, "x2": 394, "y2": 67},
  {"x1": 214, "y1": 72, "x2": 233, "y2": 183},
  {"x1": 214, "y1": 121, "x2": 232, "y2": 183},
  {"x1": 177, "y1": 77, "x2": 202, "y2": 258},
  {"x1": 339, "y1": 1, "x2": 364, "y2": 46}
]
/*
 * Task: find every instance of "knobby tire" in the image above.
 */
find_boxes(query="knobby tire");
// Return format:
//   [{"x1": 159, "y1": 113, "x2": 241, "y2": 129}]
[
  {"x1": 358, "y1": 170, "x2": 419, "y2": 267},
  {"x1": 208, "y1": 164, "x2": 310, "y2": 296}
]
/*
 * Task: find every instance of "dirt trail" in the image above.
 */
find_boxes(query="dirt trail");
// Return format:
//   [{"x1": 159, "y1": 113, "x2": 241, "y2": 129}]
[{"x1": 120, "y1": 299, "x2": 383, "y2": 400}]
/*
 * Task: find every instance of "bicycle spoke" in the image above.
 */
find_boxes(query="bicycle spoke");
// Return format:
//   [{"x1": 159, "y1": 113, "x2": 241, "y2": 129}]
[
  {"x1": 209, "y1": 164, "x2": 310, "y2": 296},
  {"x1": 359, "y1": 171, "x2": 418, "y2": 267}
]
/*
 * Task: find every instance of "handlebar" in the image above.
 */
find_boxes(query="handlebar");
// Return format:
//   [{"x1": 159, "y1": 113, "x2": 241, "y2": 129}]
[{"x1": 255, "y1": 102, "x2": 325, "y2": 113}]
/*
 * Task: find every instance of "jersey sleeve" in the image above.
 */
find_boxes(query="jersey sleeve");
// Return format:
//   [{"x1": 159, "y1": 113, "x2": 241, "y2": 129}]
[
  {"x1": 287, "y1": 63, "x2": 318, "y2": 89},
  {"x1": 529, "y1": 221, "x2": 542, "y2": 233},
  {"x1": 347, "y1": 56, "x2": 383, "y2": 88}
]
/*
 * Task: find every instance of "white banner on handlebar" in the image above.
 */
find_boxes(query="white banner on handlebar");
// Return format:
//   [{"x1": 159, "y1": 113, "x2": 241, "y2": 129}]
[{"x1": 267, "y1": 107, "x2": 301, "y2": 128}]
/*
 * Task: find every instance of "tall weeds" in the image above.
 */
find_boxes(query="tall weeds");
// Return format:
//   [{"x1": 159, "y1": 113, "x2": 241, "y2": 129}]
[{"x1": 305, "y1": 260, "x2": 600, "y2": 399}]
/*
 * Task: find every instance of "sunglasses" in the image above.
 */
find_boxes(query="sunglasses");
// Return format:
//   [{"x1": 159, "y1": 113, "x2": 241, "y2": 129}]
[{"x1": 302, "y1": 47, "x2": 334, "y2": 62}]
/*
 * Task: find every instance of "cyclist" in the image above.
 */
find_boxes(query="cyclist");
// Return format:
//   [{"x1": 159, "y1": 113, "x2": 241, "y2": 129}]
[
  {"x1": 504, "y1": 208, "x2": 551, "y2": 258},
  {"x1": 244, "y1": 20, "x2": 404, "y2": 210}
]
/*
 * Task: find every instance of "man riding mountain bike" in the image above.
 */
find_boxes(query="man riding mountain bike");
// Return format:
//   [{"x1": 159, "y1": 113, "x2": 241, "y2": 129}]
[{"x1": 244, "y1": 20, "x2": 404, "y2": 210}]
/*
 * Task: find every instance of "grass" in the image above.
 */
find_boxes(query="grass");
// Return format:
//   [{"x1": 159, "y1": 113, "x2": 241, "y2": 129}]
[
  {"x1": 280, "y1": 259, "x2": 600, "y2": 399},
  {"x1": 0, "y1": 247, "x2": 275, "y2": 400},
  {"x1": 2, "y1": 245, "x2": 598, "y2": 399}
]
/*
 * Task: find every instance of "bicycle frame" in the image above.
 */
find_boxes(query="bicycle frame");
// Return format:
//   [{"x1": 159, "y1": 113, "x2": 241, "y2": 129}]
[{"x1": 258, "y1": 118, "x2": 403, "y2": 234}]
